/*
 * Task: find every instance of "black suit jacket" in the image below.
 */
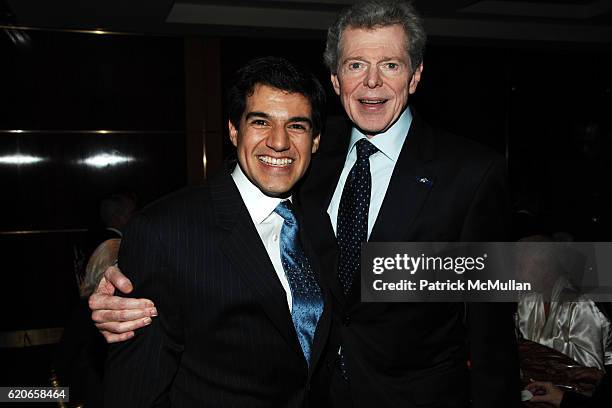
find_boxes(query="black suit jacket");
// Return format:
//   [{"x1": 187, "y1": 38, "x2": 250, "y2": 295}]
[
  {"x1": 298, "y1": 111, "x2": 520, "y2": 408},
  {"x1": 105, "y1": 172, "x2": 331, "y2": 407}
]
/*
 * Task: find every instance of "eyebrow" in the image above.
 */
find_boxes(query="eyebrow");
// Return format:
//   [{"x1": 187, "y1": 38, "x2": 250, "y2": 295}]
[
  {"x1": 342, "y1": 57, "x2": 364, "y2": 64},
  {"x1": 343, "y1": 56, "x2": 402, "y2": 63},
  {"x1": 245, "y1": 111, "x2": 313, "y2": 126},
  {"x1": 245, "y1": 111, "x2": 270, "y2": 120}
]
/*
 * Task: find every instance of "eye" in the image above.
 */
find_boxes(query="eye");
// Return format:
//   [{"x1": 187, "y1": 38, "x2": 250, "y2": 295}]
[
  {"x1": 381, "y1": 62, "x2": 400, "y2": 71},
  {"x1": 288, "y1": 123, "x2": 309, "y2": 132},
  {"x1": 347, "y1": 61, "x2": 365, "y2": 71},
  {"x1": 250, "y1": 119, "x2": 267, "y2": 126}
]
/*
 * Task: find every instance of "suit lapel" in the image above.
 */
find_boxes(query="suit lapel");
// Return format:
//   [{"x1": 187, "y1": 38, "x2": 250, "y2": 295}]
[
  {"x1": 210, "y1": 174, "x2": 304, "y2": 360},
  {"x1": 349, "y1": 112, "x2": 437, "y2": 306},
  {"x1": 369, "y1": 112, "x2": 436, "y2": 242},
  {"x1": 299, "y1": 125, "x2": 352, "y2": 310}
]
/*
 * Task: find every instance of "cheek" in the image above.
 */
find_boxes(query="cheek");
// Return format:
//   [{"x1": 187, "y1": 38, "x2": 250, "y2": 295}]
[
  {"x1": 237, "y1": 141, "x2": 250, "y2": 157},
  {"x1": 387, "y1": 75, "x2": 409, "y2": 94},
  {"x1": 294, "y1": 140, "x2": 313, "y2": 163},
  {"x1": 341, "y1": 78, "x2": 361, "y2": 98},
  {"x1": 239, "y1": 133, "x2": 264, "y2": 154}
]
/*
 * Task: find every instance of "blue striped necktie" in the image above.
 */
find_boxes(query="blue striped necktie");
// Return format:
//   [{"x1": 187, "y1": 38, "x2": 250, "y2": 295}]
[{"x1": 274, "y1": 200, "x2": 323, "y2": 365}]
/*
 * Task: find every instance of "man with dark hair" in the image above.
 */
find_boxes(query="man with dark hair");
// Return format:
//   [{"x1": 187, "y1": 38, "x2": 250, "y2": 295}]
[
  {"x1": 227, "y1": 57, "x2": 326, "y2": 139},
  {"x1": 91, "y1": 1, "x2": 520, "y2": 407},
  {"x1": 102, "y1": 56, "x2": 330, "y2": 407}
]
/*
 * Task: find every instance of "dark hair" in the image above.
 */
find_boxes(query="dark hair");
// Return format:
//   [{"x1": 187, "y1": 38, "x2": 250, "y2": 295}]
[
  {"x1": 324, "y1": 0, "x2": 426, "y2": 74},
  {"x1": 227, "y1": 57, "x2": 326, "y2": 136}
]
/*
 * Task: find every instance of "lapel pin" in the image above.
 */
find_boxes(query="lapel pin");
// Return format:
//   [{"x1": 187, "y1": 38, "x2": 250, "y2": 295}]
[{"x1": 417, "y1": 177, "x2": 434, "y2": 188}]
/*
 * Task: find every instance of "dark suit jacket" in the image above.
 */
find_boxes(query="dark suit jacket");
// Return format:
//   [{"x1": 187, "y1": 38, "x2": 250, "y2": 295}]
[
  {"x1": 105, "y1": 172, "x2": 331, "y2": 408},
  {"x1": 298, "y1": 111, "x2": 521, "y2": 408},
  {"x1": 54, "y1": 299, "x2": 106, "y2": 408}
]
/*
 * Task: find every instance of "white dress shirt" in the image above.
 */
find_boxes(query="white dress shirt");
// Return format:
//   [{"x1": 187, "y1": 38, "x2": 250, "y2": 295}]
[
  {"x1": 232, "y1": 164, "x2": 293, "y2": 311},
  {"x1": 327, "y1": 108, "x2": 413, "y2": 238}
]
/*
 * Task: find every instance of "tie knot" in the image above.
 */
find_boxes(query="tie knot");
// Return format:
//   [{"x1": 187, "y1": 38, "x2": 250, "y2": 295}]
[
  {"x1": 355, "y1": 139, "x2": 378, "y2": 161},
  {"x1": 274, "y1": 200, "x2": 297, "y2": 224}
]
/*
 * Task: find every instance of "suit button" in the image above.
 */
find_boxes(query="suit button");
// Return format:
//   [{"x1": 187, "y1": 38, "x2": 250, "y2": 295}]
[{"x1": 342, "y1": 315, "x2": 351, "y2": 326}]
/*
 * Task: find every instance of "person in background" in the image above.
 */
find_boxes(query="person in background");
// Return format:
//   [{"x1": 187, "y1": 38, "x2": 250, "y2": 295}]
[
  {"x1": 54, "y1": 240, "x2": 122, "y2": 408},
  {"x1": 72, "y1": 192, "x2": 136, "y2": 287},
  {"x1": 527, "y1": 370, "x2": 611, "y2": 408},
  {"x1": 56, "y1": 192, "x2": 137, "y2": 407},
  {"x1": 97, "y1": 193, "x2": 137, "y2": 240},
  {"x1": 516, "y1": 235, "x2": 612, "y2": 370}
]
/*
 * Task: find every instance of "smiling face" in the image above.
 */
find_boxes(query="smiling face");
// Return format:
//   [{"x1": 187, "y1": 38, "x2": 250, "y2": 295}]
[
  {"x1": 331, "y1": 25, "x2": 423, "y2": 136},
  {"x1": 229, "y1": 84, "x2": 320, "y2": 197}
]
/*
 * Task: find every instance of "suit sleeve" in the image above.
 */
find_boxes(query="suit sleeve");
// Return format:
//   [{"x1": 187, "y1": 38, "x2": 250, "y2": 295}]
[
  {"x1": 461, "y1": 156, "x2": 522, "y2": 408},
  {"x1": 104, "y1": 213, "x2": 184, "y2": 408}
]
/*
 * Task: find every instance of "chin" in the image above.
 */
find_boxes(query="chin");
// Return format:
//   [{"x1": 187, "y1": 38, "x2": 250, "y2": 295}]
[
  {"x1": 357, "y1": 122, "x2": 389, "y2": 135},
  {"x1": 260, "y1": 184, "x2": 293, "y2": 198},
  {"x1": 352, "y1": 115, "x2": 391, "y2": 132}
]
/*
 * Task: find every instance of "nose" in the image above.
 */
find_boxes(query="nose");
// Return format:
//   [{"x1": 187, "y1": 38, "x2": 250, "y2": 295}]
[
  {"x1": 266, "y1": 126, "x2": 290, "y2": 152},
  {"x1": 363, "y1": 66, "x2": 383, "y2": 88}
]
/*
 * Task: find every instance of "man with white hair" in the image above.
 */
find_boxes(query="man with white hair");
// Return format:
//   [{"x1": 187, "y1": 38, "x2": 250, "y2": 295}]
[{"x1": 298, "y1": 2, "x2": 519, "y2": 407}]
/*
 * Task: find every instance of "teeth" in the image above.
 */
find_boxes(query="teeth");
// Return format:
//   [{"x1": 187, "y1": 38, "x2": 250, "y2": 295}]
[
  {"x1": 259, "y1": 156, "x2": 293, "y2": 166},
  {"x1": 360, "y1": 99, "x2": 385, "y2": 104}
]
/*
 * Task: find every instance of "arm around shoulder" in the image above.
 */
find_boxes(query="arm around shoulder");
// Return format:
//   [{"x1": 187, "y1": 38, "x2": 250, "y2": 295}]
[{"x1": 104, "y1": 213, "x2": 184, "y2": 408}]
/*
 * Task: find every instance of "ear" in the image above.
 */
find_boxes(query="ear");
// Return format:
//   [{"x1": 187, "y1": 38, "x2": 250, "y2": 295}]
[
  {"x1": 228, "y1": 119, "x2": 239, "y2": 147},
  {"x1": 331, "y1": 73, "x2": 341, "y2": 96},
  {"x1": 408, "y1": 62, "x2": 423, "y2": 94},
  {"x1": 311, "y1": 133, "x2": 321, "y2": 154}
]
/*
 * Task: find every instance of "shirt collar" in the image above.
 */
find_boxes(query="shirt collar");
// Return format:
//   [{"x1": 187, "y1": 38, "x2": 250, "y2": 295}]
[
  {"x1": 348, "y1": 107, "x2": 412, "y2": 162},
  {"x1": 231, "y1": 164, "x2": 289, "y2": 225}
]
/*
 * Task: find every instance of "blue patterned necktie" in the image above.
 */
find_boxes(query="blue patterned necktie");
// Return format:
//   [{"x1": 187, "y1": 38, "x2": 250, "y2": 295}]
[
  {"x1": 274, "y1": 200, "x2": 323, "y2": 365},
  {"x1": 337, "y1": 138, "x2": 379, "y2": 294}
]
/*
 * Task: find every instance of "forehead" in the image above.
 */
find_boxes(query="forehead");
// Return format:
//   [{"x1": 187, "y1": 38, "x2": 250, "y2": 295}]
[
  {"x1": 339, "y1": 25, "x2": 408, "y2": 60},
  {"x1": 245, "y1": 84, "x2": 312, "y2": 116}
]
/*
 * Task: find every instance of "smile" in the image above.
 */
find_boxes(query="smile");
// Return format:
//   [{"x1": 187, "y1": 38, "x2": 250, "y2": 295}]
[
  {"x1": 258, "y1": 156, "x2": 294, "y2": 166},
  {"x1": 359, "y1": 99, "x2": 387, "y2": 105}
]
